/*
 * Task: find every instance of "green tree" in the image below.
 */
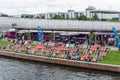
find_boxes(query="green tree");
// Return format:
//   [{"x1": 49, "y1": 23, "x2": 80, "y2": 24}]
[
  {"x1": 35, "y1": 16, "x2": 40, "y2": 19},
  {"x1": 21, "y1": 15, "x2": 34, "y2": 19},
  {"x1": 93, "y1": 13, "x2": 99, "y2": 20},
  {"x1": 69, "y1": 18, "x2": 75, "y2": 20},
  {"x1": 111, "y1": 19, "x2": 118, "y2": 22},
  {"x1": 78, "y1": 15, "x2": 88, "y2": 20},
  {"x1": 25, "y1": 16, "x2": 29, "y2": 18},
  {"x1": 89, "y1": 32, "x2": 95, "y2": 45},
  {"x1": 42, "y1": 16, "x2": 45, "y2": 19},
  {"x1": 21, "y1": 15, "x2": 24, "y2": 18},
  {"x1": 53, "y1": 15, "x2": 63, "y2": 20},
  {"x1": 1, "y1": 14, "x2": 9, "y2": 17},
  {"x1": 87, "y1": 18, "x2": 91, "y2": 21},
  {"x1": 118, "y1": 34, "x2": 120, "y2": 38},
  {"x1": 25, "y1": 15, "x2": 34, "y2": 19},
  {"x1": 106, "y1": 19, "x2": 111, "y2": 22},
  {"x1": 26, "y1": 32, "x2": 31, "y2": 40}
]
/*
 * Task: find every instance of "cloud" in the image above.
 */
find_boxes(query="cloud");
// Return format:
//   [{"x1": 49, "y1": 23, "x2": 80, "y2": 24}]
[{"x1": 0, "y1": 0, "x2": 120, "y2": 15}]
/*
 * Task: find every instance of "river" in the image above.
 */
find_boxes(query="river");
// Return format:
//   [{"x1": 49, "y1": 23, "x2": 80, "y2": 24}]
[{"x1": 0, "y1": 56, "x2": 119, "y2": 80}]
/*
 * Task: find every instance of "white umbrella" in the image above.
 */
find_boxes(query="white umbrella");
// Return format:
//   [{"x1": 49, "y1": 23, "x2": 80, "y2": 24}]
[
  {"x1": 17, "y1": 30, "x2": 28, "y2": 33},
  {"x1": 7, "y1": 29, "x2": 16, "y2": 32}
]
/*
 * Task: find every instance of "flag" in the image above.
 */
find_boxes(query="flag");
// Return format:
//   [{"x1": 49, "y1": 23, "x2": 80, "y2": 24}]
[{"x1": 38, "y1": 26, "x2": 41, "y2": 42}]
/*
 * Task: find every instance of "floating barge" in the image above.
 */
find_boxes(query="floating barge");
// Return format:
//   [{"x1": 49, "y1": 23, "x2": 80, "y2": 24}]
[{"x1": 0, "y1": 51, "x2": 120, "y2": 73}]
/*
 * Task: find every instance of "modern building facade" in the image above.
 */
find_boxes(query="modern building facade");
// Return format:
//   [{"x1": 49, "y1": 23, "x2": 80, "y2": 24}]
[
  {"x1": 86, "y1": 6, "x2": 120, "y2": 21},
  {"x1": 33, "y1": 6, "x2": 120, "y2": 20},
  {"x1": 35, "y1": 10, "x2": 83, "y2": 19}
]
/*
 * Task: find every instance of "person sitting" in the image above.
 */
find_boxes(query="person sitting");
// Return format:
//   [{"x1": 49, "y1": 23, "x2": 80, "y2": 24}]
[
  {"x1": 66, "y1": 55, "x2": 71, "y2": 60},
  {"x1": 88, "y1": 54, "x2": 92, "y2": 62},
  {"x1": 2, "y1": 46, "x2": 6, "y2": 50},
  {"x1": 25, "y1": 47, "x2": 30, "y2": 54},
  {"x1": 47, "y1": 50, "x2": 53, "y2": 57},
  {"x1": 55, "y1": 42, "x2": 58, "y2": 47},
  {"x1": 0, "y1": 47, "x2": 2, "y2": 50}
]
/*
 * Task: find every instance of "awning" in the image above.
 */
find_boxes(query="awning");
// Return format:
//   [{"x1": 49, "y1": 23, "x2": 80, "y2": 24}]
[
  {"x1": 5, "y1": 29, "x2": 16, "y2": 32},
  {"x1": 17, "y1": 30, "x2": 28, "y2": 33},
  {"x1": 60, "y1": 32, "x2": 90, "y2": 36},
  {"x1": 94, "y1": 32, "x2": 115, "y2": 35}
]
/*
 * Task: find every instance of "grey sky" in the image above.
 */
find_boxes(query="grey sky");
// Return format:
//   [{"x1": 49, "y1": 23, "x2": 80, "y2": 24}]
[{"x1": 0, "y1": 0, "x2": 120, "y2": 15}]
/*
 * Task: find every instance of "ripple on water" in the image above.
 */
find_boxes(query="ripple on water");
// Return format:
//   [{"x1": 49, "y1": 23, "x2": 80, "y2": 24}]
[{"x1": 0, "y1": 57, "x2": 119, "y2": 80}]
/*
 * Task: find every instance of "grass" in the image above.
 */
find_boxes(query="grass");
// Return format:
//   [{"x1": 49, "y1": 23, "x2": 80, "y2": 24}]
[
  {"x1": 100, "y1": 50, "x2": 120, "y2": 65},
  {"x1": 0, "y1": 40, "x2": 120, "y2": 66},
  {"x1": 0, "y1": 39, "x2": 10, "y2": 47}
]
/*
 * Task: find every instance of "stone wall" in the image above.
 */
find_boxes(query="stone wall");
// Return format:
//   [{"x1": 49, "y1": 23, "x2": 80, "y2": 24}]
[{"x1": 0, "y1": 52, "x2": 119, "y2": 73}]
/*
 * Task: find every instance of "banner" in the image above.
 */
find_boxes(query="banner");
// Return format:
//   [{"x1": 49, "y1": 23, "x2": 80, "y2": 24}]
[
  {"x1": 38, "y1": 26, "x2": 41, "y2": 42},
  {"x1": 112, "y1": 27, "x2": 120, "y2": 48}
]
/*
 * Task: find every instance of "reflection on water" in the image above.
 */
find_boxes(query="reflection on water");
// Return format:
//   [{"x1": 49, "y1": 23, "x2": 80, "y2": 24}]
[{"x1": 0, "y1": 56, "x2": 119, "y2": 80}]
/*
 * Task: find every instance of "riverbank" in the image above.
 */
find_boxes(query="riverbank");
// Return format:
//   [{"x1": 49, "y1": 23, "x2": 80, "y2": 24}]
[{"x1": 0, "y1": 51, "x2": 119, "y2": 73}]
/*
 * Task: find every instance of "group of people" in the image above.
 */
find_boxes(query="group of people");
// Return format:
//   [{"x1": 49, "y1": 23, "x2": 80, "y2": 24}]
[
  {"x1": 0, "y1": 38, "x2": 110, "y2": 63},
  {"x1": 25, "y1": 41, "x2": 110, "y2": 62},
  {"x1": 0, "y1": 38, "x2": 32, "y2": 53}
]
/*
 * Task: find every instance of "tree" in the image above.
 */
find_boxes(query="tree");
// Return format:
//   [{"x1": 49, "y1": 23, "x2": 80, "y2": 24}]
[
  {"x1": 21, "y1": 15, "x2": 24, "y2": 18},
  {"x1": 93, "y1": 13, "x2": 99, "y2": 20},
  {"x1": 89, "y1": 32, "x2": 95, "y2": 45},
  {"x1": 53, "y1": 15, "x2": 63, "y2": 20},
  {"x1": 25, "y1": 15, "x2": 29, "y2": 18},
  {"x1": 87, "y1": 18, "x2": 91, "y2": 21},
  {"x1": 69, "y1": 18, "x2": 75, "y2": 20},
  {"x1": 106, "y1": 19, "x2": 111, "y2": 22},
  {"x1": 26, "y1": 32, "x2": 31, "y2": 40},
  {"x1": 118, "y1": 34, "x2": 120, "y2": 39},
  {"x1": 1, "y1": 14, "x2": 9, "y2": 17},
  {"x1": 42, "y1": 16, "x2": 45, "y2": 19},
  {"x1": 25, "y1": 15, "x2": 34, "y2": 19},
  {"x1": 35, "y1": 16, "x2": 40, "y2": 19},
  {"x1": 78, "y1": 15, "x2": 88, "y2": 20},
  {"x1": 21, "y1": 15, "x2": 34, "y2": 19}
]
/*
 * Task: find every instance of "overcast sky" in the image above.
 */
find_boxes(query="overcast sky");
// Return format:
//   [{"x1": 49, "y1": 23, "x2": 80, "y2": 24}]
[{"x1": 0, "y1": 0, "x2": 120, "y2": 15}]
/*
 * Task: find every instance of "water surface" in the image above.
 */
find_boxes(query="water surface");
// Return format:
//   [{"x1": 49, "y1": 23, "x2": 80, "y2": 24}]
[{"x1": 0, "y1": 56, "x2": 119, "y2": 80}]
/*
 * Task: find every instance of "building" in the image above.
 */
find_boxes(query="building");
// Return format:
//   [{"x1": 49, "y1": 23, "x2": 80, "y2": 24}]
[
  {"x1": 35, "y1": 10, "x2": 83, "y2": 19},
  {"x1": 35, "y1": 6, "x2": 120, "y2": 20},
  {"x1": 86, "y1": 6, "x2": 120, "y2": 21},
  {"x1": 20, "y1": 6, "x2": 120, "y2": 20}
]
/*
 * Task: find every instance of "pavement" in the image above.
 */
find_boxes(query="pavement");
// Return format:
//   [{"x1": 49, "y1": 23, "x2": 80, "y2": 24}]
[{"x1": 107, "y1": 46, "x2": 119, "y2": 50}]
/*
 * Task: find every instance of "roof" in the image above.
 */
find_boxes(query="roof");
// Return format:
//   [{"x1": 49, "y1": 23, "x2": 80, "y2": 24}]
[
  {"x1": 4, "y1": 29, "x2": 15, "y2": 32},
  {"x1": 0, "y1": 17, "x2": 120, "y2": 32},
  {"x1": 90, "y1": 10, "x2": 120, "y2": 13},
  {"x1": 86, "y1": 6, "x2": 96, "y2": 10}
]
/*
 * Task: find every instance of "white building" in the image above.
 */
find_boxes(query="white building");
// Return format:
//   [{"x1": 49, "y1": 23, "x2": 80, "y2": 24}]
[
  {"x1": 21, "y1": 6, "x2": 120, "y2": 20},
  {"x1": 86, "y1": 6, "x2": 120, "y2": 20},
  {"x1": 36, "y1": 10, "x2": 83, "y2": 19}
]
